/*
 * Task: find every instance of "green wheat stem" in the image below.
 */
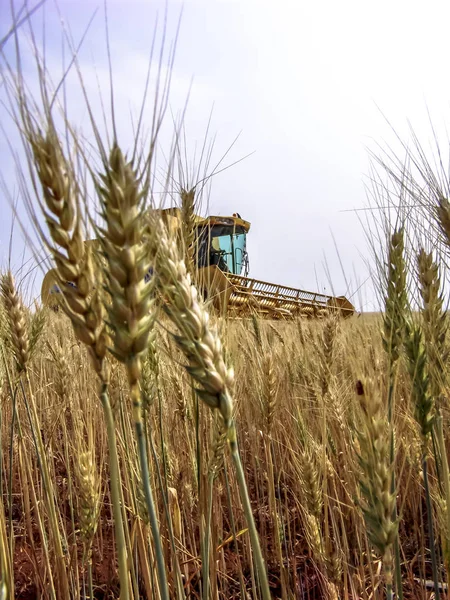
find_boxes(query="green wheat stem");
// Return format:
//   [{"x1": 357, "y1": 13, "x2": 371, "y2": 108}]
[
  {"x1": 100, "y1": 385, "x2": 130, "y2": 600},
  {"x1": 436, "y1": 415, "x2": 450, "y2": 576},
  {"x1": 423, "y1": 449, "x2": 441, "y2": 598},
  {"x1": 384, "y1": 544, "x2": 394, "y2": 600},
  {"x1": 135, "y1": 418, "x2": 170, "y2": 600},
  {"x1": 157, "y1": 387, "x2": 170, "y2": 499},
  {"x1": 88, "y1": 561, "x2": 93, "y2": 600},
  {"x1": 228, "y1": 422, "x2": 271, "y2": 600},
  {"x1": 387, "y1": 583, "x2": 393, "y2": 600},
  {"x1": 195, "y1": 390, "x2": 201, "y2": 493},
  {"x1": 202, "y1": 472, "x2": 215, "y2": 600},
  {"x1": 386, "y1": 373, "x2": 403, "y2": 600},
  {"x1": 117, "y1": 402, "x2": 142, "y2": 600},
  {"x1": 7, "y1": 383, "x2": 17, "y2": 573},
  {"x1": 147, "y1": 421, "x2": 185, "y2": 599},
  {"x1": 223, "y1": 462, "x2": 247, "y2": 598},
  {"x1": 2, "y1": 352, "x2": 17, "y2": 597}
]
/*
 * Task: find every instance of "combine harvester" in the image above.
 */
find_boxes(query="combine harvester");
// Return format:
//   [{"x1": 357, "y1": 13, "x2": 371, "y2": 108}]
[{"x1": 41, "y1": 208, "x2": 355, "y2": 319}]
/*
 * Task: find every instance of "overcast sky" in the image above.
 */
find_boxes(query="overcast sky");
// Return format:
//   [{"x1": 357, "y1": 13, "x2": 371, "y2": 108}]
[{"x1": 2, "y1": 0, "x2": 450, "y2": 311}]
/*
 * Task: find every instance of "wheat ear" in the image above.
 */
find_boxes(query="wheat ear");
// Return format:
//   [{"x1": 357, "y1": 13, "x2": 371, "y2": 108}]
[
  {"x1": 76, "y1": 450, "x2": 101, "y2": 561},
  {"x1": 26, "y1": 125, "x2": 109, "y2": 381},
  {"x1": 97, "y1": 144, "x2": 169, "y2": 600},
  {"x1": 382, "y1": 229, "x2": 408, "y2": 396},
  {"x1": 320, "y1": 316, "x2": 338, "y2": 398},
  {"x1": 436, "y1": 196, "x2": 450, "y2": 247},
  {"x1": 263, "y1": 351, "x2": 277, "y2": 434},
  {"x1": 404, "y1": 323, "x2": 441, "y2": 596},
  {"x1": 404, "y1": 325, "x2": 434, "y2": 439},
  {"x1": 355, "y1": 379, "x2": 398, "y2": 598},
  {"x1": 0, "y1": 273, "x2": 29, "y2": 373},
  {"x1": 180, "y1": 187, "x2": 197, "y2": 275},
  {"x1": 382, "y1": 228, "x2": 408, "y2": 599},
  {"x1": 417, "y1": 249, "x2": 448, "y2": 405},
  {"x1": 418, "y1": 249, "x2": 450, "y2": 582},
  {"x1": 148, "y1": 215, "x2": 234, "y2": 429}
]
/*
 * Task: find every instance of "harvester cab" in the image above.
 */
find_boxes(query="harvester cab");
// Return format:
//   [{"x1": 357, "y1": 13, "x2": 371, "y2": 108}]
[{"x1": 195, "y1": 215, "x2": 250, "y2": 276}]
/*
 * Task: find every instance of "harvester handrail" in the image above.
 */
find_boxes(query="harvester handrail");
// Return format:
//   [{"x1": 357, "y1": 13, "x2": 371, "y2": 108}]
[{"x1": 227, "y1": 274, "x2": 341, "y2": 303}]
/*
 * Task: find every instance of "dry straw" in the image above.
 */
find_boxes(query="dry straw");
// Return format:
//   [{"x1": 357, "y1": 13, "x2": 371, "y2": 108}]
[{"x1": 1, "y1": 271, "x2": 70, "y2": 599}]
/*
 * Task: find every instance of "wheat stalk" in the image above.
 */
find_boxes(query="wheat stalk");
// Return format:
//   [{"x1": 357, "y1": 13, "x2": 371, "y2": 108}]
[
  {"x1": 148, "y1": 214, "x2": 271, "y2": 600},
  {"x1": 404, "y1": 323, "x2": 440, "y2": 596},
  {"x1": 20, "y1": 118, "x2": 130, "y2": 599},
  {"x1": 382, "y1": 227, "x2": 408, "y2": 599},
  {"x1": 96, "y1": 144, "x2": 170, "y2": 600}
]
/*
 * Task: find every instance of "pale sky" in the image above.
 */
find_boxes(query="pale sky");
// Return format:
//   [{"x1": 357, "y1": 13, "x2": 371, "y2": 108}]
[{"x1": 2, "y1": 0, "x2": 450, "y2": 311}]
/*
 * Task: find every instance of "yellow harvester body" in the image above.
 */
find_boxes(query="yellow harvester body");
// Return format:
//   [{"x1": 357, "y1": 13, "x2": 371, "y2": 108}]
[{"x1": 41, "y1": 208, "x2": 355, "y2": 319}]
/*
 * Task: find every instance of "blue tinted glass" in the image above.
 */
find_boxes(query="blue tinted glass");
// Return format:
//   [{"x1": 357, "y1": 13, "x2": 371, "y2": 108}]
[
  {"x1": 215, "y1": 233, "x2": 246, "y2": 274},
  {"x1": 215, "y1": 235, "x2": 233, "y2": 271},
  {"x1": 233, "y1": 233, "x2": 246, "y2": 274}
]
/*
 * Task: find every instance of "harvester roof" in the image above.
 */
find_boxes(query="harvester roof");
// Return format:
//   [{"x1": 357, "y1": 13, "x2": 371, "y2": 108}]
[
  {"x1": 196, "y1": 215, "x2": 251, "y2": 233},
  {"x1": 157, "y1": 207, "x2": 251, "y2": 233}
]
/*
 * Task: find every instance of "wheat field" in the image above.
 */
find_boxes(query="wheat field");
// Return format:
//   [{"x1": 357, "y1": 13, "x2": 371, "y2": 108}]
[
  {"x1": 1, "y1": 299, "x2": 449, "y2": 599},
  {"x1": 2, "y1": 8, "x2": 450, "y2": 600}
]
